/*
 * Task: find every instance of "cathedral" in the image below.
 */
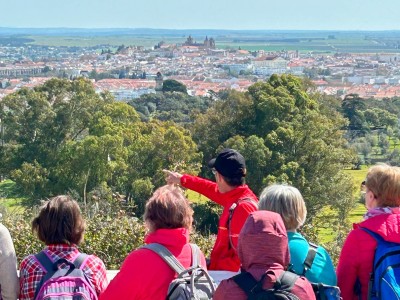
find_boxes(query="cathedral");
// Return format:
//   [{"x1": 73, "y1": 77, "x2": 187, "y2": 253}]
[{"x1": 183, "y1": 35, "x2": 215, "y2": 49}]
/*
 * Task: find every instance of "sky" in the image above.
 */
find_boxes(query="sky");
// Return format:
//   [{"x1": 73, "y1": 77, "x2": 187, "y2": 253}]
[{"x1": 1, "y1": 0, "x2": 400, "y2": 30}]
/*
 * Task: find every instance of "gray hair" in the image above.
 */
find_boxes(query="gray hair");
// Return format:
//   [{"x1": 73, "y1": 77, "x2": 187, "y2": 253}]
[{"x1": 258, "y1": 184, "x2": 307, "y2": 230}]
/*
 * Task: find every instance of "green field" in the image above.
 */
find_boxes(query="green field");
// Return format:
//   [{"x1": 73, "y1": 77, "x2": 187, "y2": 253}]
[
  {"x1": 18, "y1": 31, "x2": 400, "y2": 54},
  {"x1": 0, "y1": 180, "x2": 26, "y2": 211}
]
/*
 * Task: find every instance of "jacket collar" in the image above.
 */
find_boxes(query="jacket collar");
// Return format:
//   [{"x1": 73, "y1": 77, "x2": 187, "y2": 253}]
[{"x1": 145, "y1": 228, "x2": 190, "y2": 249}]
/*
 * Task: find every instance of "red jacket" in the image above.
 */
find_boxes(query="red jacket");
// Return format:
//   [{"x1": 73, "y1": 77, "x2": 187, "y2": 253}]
[
  {"x1": 337, "y1": 212, "x2": 400, "y2": 300},
  {"x1": 213, "y1": 211, "x2": 316, "y2": 300},
  {"x1": 181, "y1": 174, "x2": 258, "y2": 271},
  {"x1": 99, "y1": 228, "x2": 206, "y2": 300}
]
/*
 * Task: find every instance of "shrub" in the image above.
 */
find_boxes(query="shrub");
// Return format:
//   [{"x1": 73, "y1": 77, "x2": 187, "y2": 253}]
[
  {"x1": 1, "y1": 202, "x2": 215, "y2": 269},
  {"x1": 192, "y1": 201, "x2": 222, "y2": 234}
]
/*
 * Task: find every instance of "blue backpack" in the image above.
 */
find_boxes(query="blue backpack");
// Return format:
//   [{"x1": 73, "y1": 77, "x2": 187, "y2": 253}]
[{"x1": 361, "y1": 227, "x2": 400, "y2": 300}]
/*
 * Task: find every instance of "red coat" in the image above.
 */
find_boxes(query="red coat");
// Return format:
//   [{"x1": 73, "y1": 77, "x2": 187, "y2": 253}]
[
  {"x1": 337, "y1": 212, "x2": 400, "y2": 300},
  {"x1": 181, "y1": 174, "x2": 258, "y2": 271},
  {"x1": 213, "y1": 211, "x2": 316, "y2": 300},
  {"x1": 99, "y1": 228, "x2": 206, "y2": 300}
]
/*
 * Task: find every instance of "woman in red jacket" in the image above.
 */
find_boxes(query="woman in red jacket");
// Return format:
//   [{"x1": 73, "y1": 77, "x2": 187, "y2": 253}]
[
  {"x1": 100, "y1": 185, "x2": 207, "y2": 300},
  {"x1": 337, "y1": 164, "x2": 400, "y2": 300},
  {"x1": 213, "y1": 210, "x2": 316, "y2": 300}
]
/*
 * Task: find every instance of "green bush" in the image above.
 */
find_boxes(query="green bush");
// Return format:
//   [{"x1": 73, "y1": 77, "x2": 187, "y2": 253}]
[
  {"x1": 192, "y1": 201, "x2": 222, "y2": 234},
  {"x1": 1, "y1": 203, "x2": 216, "y2": 269}
]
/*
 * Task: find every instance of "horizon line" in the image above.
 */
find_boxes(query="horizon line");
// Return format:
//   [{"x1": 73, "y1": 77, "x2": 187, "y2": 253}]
[{"x1": 1, "y1": 27, "x2": 400, "y2": 32}]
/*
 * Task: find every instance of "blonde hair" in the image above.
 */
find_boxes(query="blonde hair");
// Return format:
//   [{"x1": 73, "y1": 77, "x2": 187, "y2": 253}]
[
  {"x1": 258, "y1": 184, "x2": 307, "y2": 230},
  {"x1": 366, "y1": 164, "x2": 400, "y2": 207},
  {"x1": 144, "y1": 185, "x2": 193, "y2": 232}
]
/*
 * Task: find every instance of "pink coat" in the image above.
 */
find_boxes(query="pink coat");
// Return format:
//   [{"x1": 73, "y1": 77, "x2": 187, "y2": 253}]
[
  {"x1": 337, "y1": 212, "x2": 400, "y2": 300},
  {"x1": 100, "y1": 228, "x2": 206, "y2": 300},
  {"x1": 213, "y1": 211, "x2": 316, "y2": 300}
]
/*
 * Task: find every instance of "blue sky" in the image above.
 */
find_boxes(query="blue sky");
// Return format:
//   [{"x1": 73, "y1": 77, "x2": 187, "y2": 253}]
[{"x1": 1, "y1": 0, "x2": 399, "y2": 30}]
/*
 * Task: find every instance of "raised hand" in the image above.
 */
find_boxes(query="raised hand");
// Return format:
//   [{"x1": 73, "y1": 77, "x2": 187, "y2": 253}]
[{"x1": 162, "y1": 169, "x2": 183, "y2": 185}]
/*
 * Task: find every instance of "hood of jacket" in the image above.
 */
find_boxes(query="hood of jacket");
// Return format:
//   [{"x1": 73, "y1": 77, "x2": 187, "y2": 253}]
[
  {"x1": 356, "y1": 211, "x2": 400, "y2": 243},
  {"x1": 144, "y1": 227, "x2": 190, "y2": 251},
  {"x1": 238, "y1": 211, "x2": 290, "y2": 273}
]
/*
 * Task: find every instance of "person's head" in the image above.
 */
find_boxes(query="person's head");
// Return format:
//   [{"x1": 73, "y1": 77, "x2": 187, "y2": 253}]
[
  {"x1": 364, "y1": 164, "x2": 400, "y2": 209},
  {"x1": 32, "y1": 195, "x2": 85, "y2": 245},
  {"x1": 208, "y1": 148, "x2": 246, "y2": 190},
  {"x1": 144, "y1": 185, "x2": 193, "y2": 232},
  {"x1": 238, "y1": 210, "x2": 289, "y2": 271},
  {"x1": 258, "y1": 184, "x2": 307, "y2": 231}
]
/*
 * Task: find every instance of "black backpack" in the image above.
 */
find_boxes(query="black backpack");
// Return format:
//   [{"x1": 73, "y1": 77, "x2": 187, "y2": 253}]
[{"x1": 232, "y1": 270, "x2": 300, "y2": 300}]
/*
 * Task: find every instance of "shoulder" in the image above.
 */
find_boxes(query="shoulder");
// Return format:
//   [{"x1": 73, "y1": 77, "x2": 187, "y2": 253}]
[
  {"x1": 0, "y1": 224, "x2": 11, "y2": 241},
  {"x1": 20, "y1": 254, "x2": 37, "y2": 268},
  {"x1": 83, "y1": 254, "x2": 107, "y2": 271},
  {"x1": 0, "y1": 225, "x2": 14, "y2": 253},
  {"x1": 0, "y1": 223, "x2": 8, "y2": 233},
  {"x1": 347, "y1": 225, "x2": 375, "y2": 244},
  {"x1": 288, "y1": 232, "x2": 309, "y2": 253},
  {"x1": 214, "y1": 278, "x2": 244, "y2": 300},
  {"x1": 316, "y1": 244, "x2": 332, "y2": 259},
  {"x1": 20, "y1": 254, "x2": 42, "y2": 277},
  {"x1": 292, "y1": 275, "x2": 316, "y2": 300},
  {"x1": 120, "y1": 248, "x2": 161, "y2": 272},
  {"x1": 235, "y1": 197, "x2": 258, "y2": 212}
]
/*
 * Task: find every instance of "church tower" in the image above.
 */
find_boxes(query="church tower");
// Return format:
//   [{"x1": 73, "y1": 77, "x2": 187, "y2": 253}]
[{"x1": 155, "y1": 72, "x2": 163, "y2": 92}]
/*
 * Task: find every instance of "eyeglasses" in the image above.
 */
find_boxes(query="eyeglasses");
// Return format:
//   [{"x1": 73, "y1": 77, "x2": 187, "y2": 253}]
[
  {"x1": 211, "y1": 168, "x2": 217, "y2": 175},
  {"x1": 361, "y1": 180, "x2": 366, "y2": 192}
]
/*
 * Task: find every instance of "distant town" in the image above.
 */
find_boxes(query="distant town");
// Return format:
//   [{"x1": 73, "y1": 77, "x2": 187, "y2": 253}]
[{"x1": 1, "y1": 32, "x2": 400, "y2": 100}]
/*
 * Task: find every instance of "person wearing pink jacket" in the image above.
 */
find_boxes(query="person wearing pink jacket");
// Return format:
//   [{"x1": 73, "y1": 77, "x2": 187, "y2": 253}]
[
  {"x1": 337, "y1": 164, "x2": 400, "y2": 300},
  {"x1": 100, "y1": 185, "x2": 207, "y2": 300}
]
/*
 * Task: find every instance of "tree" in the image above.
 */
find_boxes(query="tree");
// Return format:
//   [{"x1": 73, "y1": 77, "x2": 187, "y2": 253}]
[
  {"x1": 1, "y1": 78, "x2": 203, "y2": 208},
  {"x1": 364, "y1": 108, "x2": 398, "y2": 130},
  {"x1": 129, "y1": 92, "x2": 212, "y2": 124},
  {"x1": 341, "y1": 94, "x2": 368, "y2": 135},
  {"x1": 162, "y1": 79, "x2": 187, "y2": 94},
  {"x1": 191, "y1": 74, "x2": 356, "y2": 223}
]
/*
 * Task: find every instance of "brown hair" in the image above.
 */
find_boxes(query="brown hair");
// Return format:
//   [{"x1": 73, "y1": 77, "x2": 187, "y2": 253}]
[
  {"x1": 144, "y1": 185, "x2": 193, "y2": 232},
  {"x1": 366, "y1": 164, "x2": 400, "y2": 207},
  {"x1": 32, "y1": 195, "x2": 86, "y2": 245}
]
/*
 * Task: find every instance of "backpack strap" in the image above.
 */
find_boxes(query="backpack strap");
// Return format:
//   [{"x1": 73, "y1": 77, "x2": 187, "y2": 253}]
[
  {"x1": 34, "y1": 251, "x2": 88, "y2": 300},
  {"x1": 275, "y1": 271, "x2": 298, "y2": 291},
  {"x1": 302, "y1": 242, "x2": 318, "y2": 276},
  {"x1": 189, "y1": 243, "x2": 201, "y2": 268},
  {"x1": 233, "y1": 271, "x2": 298, "y2": 298},
  {"x1": 72, "y1": 253, "x2": 89, "y2": 269},
  {"x1": 142, "y1": 243, "x2": 186, "y2": 274},
  {"x1": 34, "y1": 251, "x2": 54, "y2": 273},
  {"x1": 360, "y1": 227, "x2": 385, "y2": 243},
  {"x1": 359, "y1": 227, "x2": 383, "y2": 300},
  {"x1": 232, "y1": 271, "x2": 260, "y2": 296},
  {"x1": 228, "y1": 197, "x2": 258, "y2": 251}
]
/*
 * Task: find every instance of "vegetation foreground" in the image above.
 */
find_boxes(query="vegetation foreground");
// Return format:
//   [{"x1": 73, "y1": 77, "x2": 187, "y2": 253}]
[{"x1": 2, "y1": 74, "x2": 397, "y2": 268}]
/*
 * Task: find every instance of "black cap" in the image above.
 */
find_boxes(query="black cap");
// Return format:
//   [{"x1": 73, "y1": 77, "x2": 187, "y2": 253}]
[{"x1": 208, "y1": 148, "x2": 246, "y2": 178}]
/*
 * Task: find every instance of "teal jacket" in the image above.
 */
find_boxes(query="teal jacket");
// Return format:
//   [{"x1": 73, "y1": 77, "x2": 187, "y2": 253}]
[{"x1": 288, "y1": 231, "x2": 337, "y2": 286}]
